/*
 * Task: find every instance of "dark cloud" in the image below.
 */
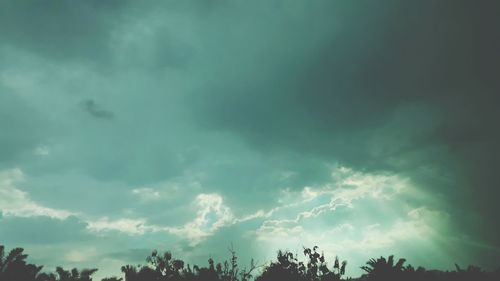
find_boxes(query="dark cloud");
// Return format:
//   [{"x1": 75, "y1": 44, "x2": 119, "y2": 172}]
[
  {"x1": 188, "y1": 0, "x2": 500, "y2": 247},
  {"x1": 193, "y1": 1, "x2": 499, "y2": 161},
  {"x1": 0, "y1": 0, "x2": 130, "y2": 63},
  {"x1": 81, "y1": 99, "x2": 114, "y2": 119},
  {"x1": 0, "y1": 1, "x2": 195, "y2": 70},
  {"x1": 1, "y1": 0, "x2": 499, "y2": 275}
]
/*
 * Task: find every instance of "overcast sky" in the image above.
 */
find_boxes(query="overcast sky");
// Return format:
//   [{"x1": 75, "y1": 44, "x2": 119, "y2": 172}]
[{"x1": 1, "y1": 1, "x2": 499, "y2": 279}]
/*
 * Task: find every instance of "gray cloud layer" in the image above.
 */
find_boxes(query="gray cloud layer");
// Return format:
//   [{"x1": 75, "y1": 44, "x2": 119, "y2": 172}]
[{"x1": 0, "y1": 0, "x2": 499, "y2": 279}]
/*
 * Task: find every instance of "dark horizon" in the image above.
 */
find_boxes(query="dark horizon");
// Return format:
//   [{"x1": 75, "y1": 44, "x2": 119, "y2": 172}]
[{"x1": 1, "y1": 244, "x2": 499, "y2": 281}]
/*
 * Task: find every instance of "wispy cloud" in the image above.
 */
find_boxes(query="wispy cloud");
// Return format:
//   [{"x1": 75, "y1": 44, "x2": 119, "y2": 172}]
[
  {"x1": 131, "y1": 187, "x2": 161, "y2": 201},
  {"x1": 0, "y1": 169, "x2": 73, "y2": 219},
  {"x1": 253, "y1": 167, "x2": 419, "y2": 252},
  {"x1": 86, "y1": 217, "x2": 154, "y2": 235},
  {"x1": 34, "y1": 145, "x2": 49, "y2": 156},
  {"x1": 166, "y1": 193, "x2": 234, "y2": 245}
]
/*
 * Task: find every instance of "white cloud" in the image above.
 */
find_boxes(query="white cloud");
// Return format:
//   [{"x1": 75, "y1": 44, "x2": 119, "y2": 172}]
[
  {"x1": 34, "y1": 145, "x2": 49, "y2": 156},
  {"x1": 301, "y1": 186, "x2": 319, "y2": 201},
  {"x1": 131, "y1": 187, "x2": 161, "y2": 201},
  {"x1": 0, "y1": 164, "x2": 445, "y2": 267},
  {"x1": 0, "y1": 168, "x2": 73, "y2": 219},
  {"x1": 0, "y1": 169, "x2": 169, "y2": 237},
  {"x1": 86, "y1": 217, "x2": 155, "y2": 235},
  {"x1": 84, "y1": 193, "x2": 237, "y2": 242},
  {"x1": 167, "y1": 193, "x2": 234, "y2": 245},
  {"x1": 330, "y1": 166, "x2": 408, "y2": 203},
  {"x1": 233, "y1": 209, "x2": 267, "y2": 223},
  {"x1": 255, "y1": 167, "x2": 409, "y2": 235},
  {"x1": 253, "y1": 166, "x2": 427, "y2": 257}
]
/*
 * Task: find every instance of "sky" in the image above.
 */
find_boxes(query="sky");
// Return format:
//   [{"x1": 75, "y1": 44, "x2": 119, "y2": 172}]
[{"x1": 0, "y1": 1, "x2": 499, "y2": 279}]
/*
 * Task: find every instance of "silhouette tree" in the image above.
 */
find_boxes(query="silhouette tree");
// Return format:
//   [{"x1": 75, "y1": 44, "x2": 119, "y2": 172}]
[
  {"x1": 239, "y1": 258, "x2": 258, "y2": 281},
  {"x1": 54, "y1": 267, "x2": 98, "y2": 281},
  {"x1": 303, "y1": 246, "x2": 347, "y2": 281},
  {"x1": 360, "y1": 255, "x2": 406, "y2": 281},
  {"x1": 0, "y1": 246, "x2": 44, "y2": 281},
  {"x1": 189, "y1": 258, "x2": 219, "y2": 281},
  {"x1": 120, "y1": 265, "x2": 138, "y2": 281},
  {"x1": 2, "y1": 244, "x2": 500, "y2": 281},
  {"x1": 402, "y1": 264, "x2": 426, "y2": 281},
  {"x1": 120, "y1": 264, "x2": 158, "y2": 281},
  {"x1": 37, "y1": 272, "x2": 58, "y2": 281},
  {"x1": 256, "y1": 250, "x2": 303, "y2": 281},
  {"x1": 257, "y1": 246, "x2": 347, "y2": 281},
  {"x1": 146, "y1": 249, "x2": 185, "y2": 280}
]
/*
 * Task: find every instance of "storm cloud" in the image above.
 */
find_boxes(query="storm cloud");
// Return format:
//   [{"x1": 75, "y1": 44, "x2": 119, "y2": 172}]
[{"x1": 0, "y1": 1, "x2": 499, "y2": 279}]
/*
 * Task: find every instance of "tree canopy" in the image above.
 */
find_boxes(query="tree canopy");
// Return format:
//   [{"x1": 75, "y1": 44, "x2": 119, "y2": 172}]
[{"x1": 0, "y1": 244, "x2": 498, "y2": 281}]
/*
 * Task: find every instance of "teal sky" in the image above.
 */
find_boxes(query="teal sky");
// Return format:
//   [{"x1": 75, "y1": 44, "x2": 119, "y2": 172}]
[{"x1": 1, "y1": 1, "x2": 499, "y2": 279}]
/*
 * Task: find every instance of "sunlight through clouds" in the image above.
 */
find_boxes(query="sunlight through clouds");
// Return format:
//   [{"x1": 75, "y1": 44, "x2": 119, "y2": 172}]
[
  {"x1": 1, "y1": 1, "x2": 499, "y2": 279},
  {"x1": 167, "y1": 193, "x2": 234, "y2": 245},
  {"x1": 251, "y1": 166, "x2": 450, "y2": 273}
]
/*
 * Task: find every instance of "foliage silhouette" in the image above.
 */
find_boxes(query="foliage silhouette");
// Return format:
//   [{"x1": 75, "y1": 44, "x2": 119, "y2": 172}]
[
  {"x1": 360, "y1": 255, "x2": 406, "y2": 281},
  {"x1": 358, "y1": 255, "x2": 500, "y2": 281},
  {"x1": 1, "y1": 244, "x2": 499, "y2": 281},
  {"x1": 55, "y1": 267, "x2": 99, "y2": 281},
  {"x1": 0, "y1": 246, "x2": 43, "y2": 281},
  {"x1": 118, "y1": 245, "x2": 258, "y2": 281},
  {"x1": 256, "y1": 246, "x2": 347, "y2": 281}
]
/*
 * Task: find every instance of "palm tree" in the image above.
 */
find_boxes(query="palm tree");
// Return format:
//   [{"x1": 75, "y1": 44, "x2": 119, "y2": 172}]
[
  {"x1": 55, "y1": 267, "x2": 98, "y2": 281},
  {"x1": 360, "y1": 255, "x2": 406, "y2": 281},
  {"x1": 120, "y1": 265, "x2": 139, "y2": 281},
  {"x1": 0, "y1": 246, "x2": 44, "y2": 281}
]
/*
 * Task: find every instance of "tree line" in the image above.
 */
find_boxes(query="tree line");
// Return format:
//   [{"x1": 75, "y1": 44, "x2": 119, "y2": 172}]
[{"x1": 1, "y1": 244, "x2": 499, "y2": 281}]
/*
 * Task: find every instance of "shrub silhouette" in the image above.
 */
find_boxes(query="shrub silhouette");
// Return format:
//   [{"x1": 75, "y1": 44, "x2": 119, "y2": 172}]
[
  {"x1": 360, "y1": 255, "x2": 406, "y2": 281},
  {"x1": 119, "y1": 245, "x2": 257, "y2": 281},
  {"x1": 34, "y1": 267, "x2": 99, "y2": 281},
  {"x1": 0, "y1": 246, "x2": 43, "y2": 281},
  {"x1": 256, "y1": 246, "x2": 347, "y2": 281},
  {"x1": 54, "y1": 267, "x2": 99, "y2": 281},
  {"x1": 1, "y1": 244, "x2": 499, "y2": 281}
]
